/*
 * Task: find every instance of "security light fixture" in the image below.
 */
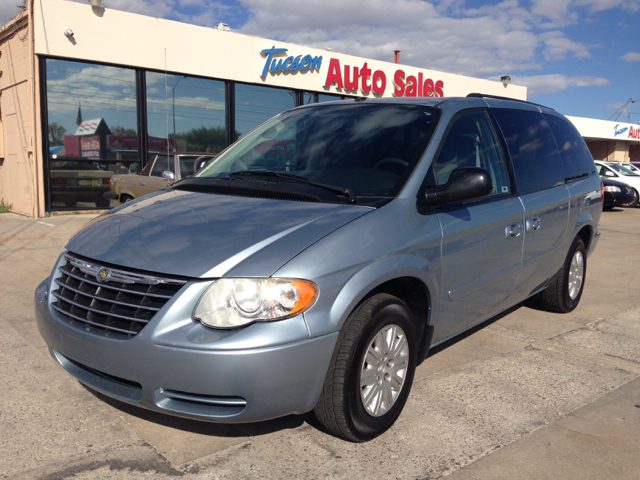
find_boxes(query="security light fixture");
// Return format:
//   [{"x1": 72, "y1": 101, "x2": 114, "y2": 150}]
[
  {"x1": 64, "y1": 29, "x2": 74, "y2": 38},
  {"x1": 501, "y1": 75, "x2": 511, "y2": 87},
  {"x1": 88, "y1": 0, "x2": 102, "y2": 7}
]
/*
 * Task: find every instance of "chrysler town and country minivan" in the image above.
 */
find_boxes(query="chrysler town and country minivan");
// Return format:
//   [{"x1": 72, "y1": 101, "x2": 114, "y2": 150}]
[{"x1": 35, "y1": 94, "x2": 601, "y2": 442}]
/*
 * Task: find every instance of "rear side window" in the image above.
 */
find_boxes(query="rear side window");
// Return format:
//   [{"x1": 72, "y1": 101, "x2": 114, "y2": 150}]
[
  {"x1": 544, "y1": 114, "x2": 595, "y2": 180},
  {"x1": 492, "y1": 108, "x2": 564, "y2": 195}
]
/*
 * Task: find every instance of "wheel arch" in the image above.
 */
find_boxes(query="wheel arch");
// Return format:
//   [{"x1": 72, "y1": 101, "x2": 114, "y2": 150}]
[
  {"x1": 571, "y1": 210, "x2": 597, "y2": 255},
  {"x1": 365, "y1": 277, "x2": 433, "y2": 364},
  {"x1": 317, "y1": 256, "x2": 438, "y2": 365}
]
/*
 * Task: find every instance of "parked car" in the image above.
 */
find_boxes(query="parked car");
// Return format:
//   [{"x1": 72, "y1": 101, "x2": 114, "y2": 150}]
[
  {"x1": 35, "y1": 94, "x2": 601, "y2": 442},
  {"x1": 105, "y1": 152, "x2": 215, "y2": 204},
  {"x1": 49, "y1": 157, "x2": 113, "y2": 209},
  {"x1": 594, "y1": 160, "x2": 640, "y2": 207},
  {"x1": 604, "y1": 161, "x2": 640, "y2": 174},
  {"x1": 601, "y1": 177, "x2": 636, "y2": 210}
]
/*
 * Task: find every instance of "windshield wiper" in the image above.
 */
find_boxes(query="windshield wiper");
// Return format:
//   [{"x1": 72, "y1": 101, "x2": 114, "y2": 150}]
[{"x1": 227, "y1": 170, "x2": 357, "y2": 204}]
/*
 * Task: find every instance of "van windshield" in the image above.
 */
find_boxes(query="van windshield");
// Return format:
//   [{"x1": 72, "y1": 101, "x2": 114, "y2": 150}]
[{"x1": 195, "y1": 103, "x2": 441, "y2": 198}]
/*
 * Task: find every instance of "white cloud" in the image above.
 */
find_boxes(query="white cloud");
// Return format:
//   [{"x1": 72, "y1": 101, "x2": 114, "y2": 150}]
[
  {"x1": 530, "y1": 0, "x2": 577, "y2": 25},
  {"x1": 576, "y1": 0, "x2": 640, "y2": 13},
  {"x1": 67, "y1": 0, "x2": 176, "y2": 18},
  {"x1": 540, "y1": 31, "x2": 590, "y2": 60},
  {"x1": 514, "y1": 74, "x2": 609, "y2": 96},
  {"x1": 235, "y1": 0, "x2": 596, "y2": 77},
  {"x1": 621, "y1": 51, "x2": 640, "y2": 61}
]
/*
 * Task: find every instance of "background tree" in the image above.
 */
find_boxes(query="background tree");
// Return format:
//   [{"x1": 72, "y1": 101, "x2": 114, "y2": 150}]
[
  {"x1": 110, "y1": 125, "x2": 137, "y2": 136},
  {"x1": 48, "y1": 122, "x2": 66, "y2": 145},
  {"x1": 182, "y1": 126, "x2": 226, "y2": 153}
]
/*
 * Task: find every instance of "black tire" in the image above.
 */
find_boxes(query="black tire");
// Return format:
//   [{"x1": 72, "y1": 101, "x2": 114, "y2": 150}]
[
  {"x1": 95, "y1": 198, "x2": 110, "y2": 208},
  {"x1": 120, "y1": 195, "x2": 134, "y2": 203},
  {"x1": 314, "y1": 293, "x2": 417, "y2": 442},
  {"x1": 623, "y1": 188, "x2": 639, "y2": 207},
  {"x1": 539, "y1": 236, "x2": 587, "y2": 313}
]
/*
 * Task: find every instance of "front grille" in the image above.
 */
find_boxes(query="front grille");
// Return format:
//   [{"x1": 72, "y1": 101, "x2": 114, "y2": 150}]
[{"x1": 51, "y1": 253, "x2": 187, "y2": 337}]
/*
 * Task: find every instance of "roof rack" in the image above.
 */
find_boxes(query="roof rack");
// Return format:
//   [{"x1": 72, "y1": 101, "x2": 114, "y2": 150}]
[{"x1": 466, "y1": 93, "x2": 554, "y2": 111}]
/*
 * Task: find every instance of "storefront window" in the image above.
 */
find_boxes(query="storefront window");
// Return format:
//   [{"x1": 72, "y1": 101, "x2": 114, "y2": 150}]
[
  {"x1": 146, "y1": 73, "x2": 226, "y2": 159},
  {"x1": 45, "y1": 59, "x2": 138, "y2": 209},
  {"x1": 235, "y1": 84, "x2": 296, "y2": 140},
  {"x1": 302, "y1": 92, "x2": 345, "y2": 104}
]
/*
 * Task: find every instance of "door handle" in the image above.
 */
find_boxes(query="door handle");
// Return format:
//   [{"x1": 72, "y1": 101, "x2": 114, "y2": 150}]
[
  {"x1": 505, "y1": 222, "x2": 522, "y2": 238},
  {"x1": 139, "y1": 182, "x2": 146, "y2": 186},
  {"x1": 525, "y1": 216, "x2": 541, "y2": 233}
]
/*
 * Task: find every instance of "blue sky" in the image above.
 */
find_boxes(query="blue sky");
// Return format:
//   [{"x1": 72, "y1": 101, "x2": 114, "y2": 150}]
[{"x1": 1, "y1": 0, "x2": 638, "y2": 122}]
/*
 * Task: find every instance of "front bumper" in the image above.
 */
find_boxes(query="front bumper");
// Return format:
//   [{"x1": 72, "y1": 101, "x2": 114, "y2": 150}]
[{"x1": 34, "y1": 277, "x2": 337, "y2": 424}]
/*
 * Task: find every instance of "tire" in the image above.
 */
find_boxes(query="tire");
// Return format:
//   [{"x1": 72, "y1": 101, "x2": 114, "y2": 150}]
[
  {"x1": 622, "y1": 188, "x2": 639, "y2": 208},
  {"x1": 539, "y1": 236, "x2": 587, "y2": 313},
  {"x1": 95, "y1": 198, "x2": 110, "y2": 208},
  {"x1": 120, "y1": 195, "x2": 134, "y2": 203},
  {"x1": 314, "y1": 293, "x2": 417, "y2": 442}
]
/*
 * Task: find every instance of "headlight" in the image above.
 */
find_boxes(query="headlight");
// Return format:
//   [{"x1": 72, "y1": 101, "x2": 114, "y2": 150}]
[
  {"x1": 193, "y1": 278, "x2": 318, "y2": 329},
  {"x1": 602, "y1": 186, "x2": 621, "y2": 193}
]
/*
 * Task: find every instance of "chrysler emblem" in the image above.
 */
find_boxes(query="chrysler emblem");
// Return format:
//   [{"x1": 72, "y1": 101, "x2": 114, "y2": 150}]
[{"x1": 96, "y1": 267, "x2": 110, "y2": 282}]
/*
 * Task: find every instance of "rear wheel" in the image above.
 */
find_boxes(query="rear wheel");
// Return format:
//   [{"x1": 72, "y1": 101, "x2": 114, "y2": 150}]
[
  {"x1": 120, "y1": 195, "x2": 134, "y2": 203},
  {"x1": 95, "y1": 198, "x2": 110, "y2": 208},
  {"x1": 314, "y1": 293, "x2": 417, "y2": 442},
  {"x1": 539, "y1": 236, "x2": 586, "y2": 313}
]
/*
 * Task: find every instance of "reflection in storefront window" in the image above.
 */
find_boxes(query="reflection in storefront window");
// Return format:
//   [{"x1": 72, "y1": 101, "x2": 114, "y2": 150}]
[
  {"x1": 235, "y1": 84, "x2": 296, "y2": 140},
  {"x1": 146, "y1": 73, "x2": 226, "y2": 159},
  {"x1": 45, "y1": 59, "x2": 138, "y2": 209},
  {"x1": 302, "y1": 92, "x2": 346, "y2": 104}
]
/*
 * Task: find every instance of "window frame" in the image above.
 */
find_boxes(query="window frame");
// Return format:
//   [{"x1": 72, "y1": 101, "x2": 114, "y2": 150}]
[{"x1": 418, "y1": 108, "x2": 515, "y2": 214}]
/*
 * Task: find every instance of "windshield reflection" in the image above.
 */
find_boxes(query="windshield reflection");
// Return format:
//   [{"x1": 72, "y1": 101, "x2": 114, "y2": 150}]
[{"x1": 196, "y1": 104, "x2": 441, "y2": 197}]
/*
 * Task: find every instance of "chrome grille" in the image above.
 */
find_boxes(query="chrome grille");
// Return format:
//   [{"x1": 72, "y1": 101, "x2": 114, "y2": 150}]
[{"x1": 51, "y1": 253, "x2": 187, "y2": 337}]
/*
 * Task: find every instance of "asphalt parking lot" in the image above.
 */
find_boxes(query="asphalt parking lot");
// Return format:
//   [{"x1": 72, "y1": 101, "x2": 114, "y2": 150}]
[{"x1": 1, "y1": 207, "x2": 639, "y2": 480}]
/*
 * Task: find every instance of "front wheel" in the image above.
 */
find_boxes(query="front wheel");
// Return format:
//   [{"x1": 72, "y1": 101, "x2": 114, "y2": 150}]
[
  {"x1": 314, "y1": 294, "x2": 417, "y2": 442},
  {"x1": 539, "y1": 236, "x2": 587, "y2": 313},
  {"x1": 622, "y1": 188, "x2": 639, "y2": 207}
]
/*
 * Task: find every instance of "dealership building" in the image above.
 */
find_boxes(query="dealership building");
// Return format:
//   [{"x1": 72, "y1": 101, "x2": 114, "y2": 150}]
[{"x1": 0, "y1": 0, "x2": 638, "y2": 217}]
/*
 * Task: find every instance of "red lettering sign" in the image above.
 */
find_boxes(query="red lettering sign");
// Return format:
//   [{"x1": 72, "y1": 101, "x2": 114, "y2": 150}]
[{"x1": 324, "y1": 58, "x2": 444, "y2": 97}]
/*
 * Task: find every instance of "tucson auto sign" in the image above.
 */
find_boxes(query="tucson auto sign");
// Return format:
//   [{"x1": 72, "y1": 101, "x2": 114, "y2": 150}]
[
  {"x1": 260, "y1": 47, "x2": 445, "y2": 98},
  {"x1": 614, "y1": 123, "x2": 640, "y2": 140}
]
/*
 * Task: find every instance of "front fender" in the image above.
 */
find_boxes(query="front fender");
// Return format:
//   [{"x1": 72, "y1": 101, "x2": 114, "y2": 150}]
[{"x1": 302, "y1": 254, "x2": 440, "y2": 339}]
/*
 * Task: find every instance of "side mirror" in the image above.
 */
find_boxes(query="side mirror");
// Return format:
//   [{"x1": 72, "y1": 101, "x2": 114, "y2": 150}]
[
  {"x1": 425, "y1": 167, "x2": 493, "y2": 206},
  {"x1": 195, "y1": 157, "x2": 211, "y2": 172},
  {"x1": 603, "y1": 170, "x2": 615, "y2": 177},
  {"x1": 162, "y1": 171, "x2": 175, "y2": 181}
]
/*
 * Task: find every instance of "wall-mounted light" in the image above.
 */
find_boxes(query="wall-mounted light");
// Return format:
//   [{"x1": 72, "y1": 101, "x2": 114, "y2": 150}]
[
  {"x1": 501, "y1": 75, "x2": 511, "y2": 87},
  {"x1": 88, "y1": 0, "x2": 102, "y2": 7},
  {"x1": 64, "y1": 29, "x2": 74, "y2": 38}
]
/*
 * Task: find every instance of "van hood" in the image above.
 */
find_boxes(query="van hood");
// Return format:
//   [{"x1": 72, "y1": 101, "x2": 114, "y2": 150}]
[{"x1": 65, "y1": 190, "x2": 372, "y2": 278}]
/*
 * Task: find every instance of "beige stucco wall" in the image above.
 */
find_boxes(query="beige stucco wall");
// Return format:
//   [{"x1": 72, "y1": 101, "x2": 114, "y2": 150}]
[
  {"x1": 586, "y1": 140, "x2": 629, "y2": 162},
  {"x1": 0, "y1": 11, "x2": 37, "y2": 217}
]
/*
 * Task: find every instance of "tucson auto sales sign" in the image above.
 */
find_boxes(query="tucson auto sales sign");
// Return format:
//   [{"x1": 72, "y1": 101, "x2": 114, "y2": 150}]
[
  {"x1": 260, "y1": 46, "x2": 445, "y2": 97},
  {"x1": 614, "y1": 123, "x2": 640, "y2": 140}
]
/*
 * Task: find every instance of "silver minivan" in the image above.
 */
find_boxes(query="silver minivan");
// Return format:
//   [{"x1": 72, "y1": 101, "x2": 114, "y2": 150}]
[{"x1": 35, "y1": 94, "x2": 601, "y2": 441}]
